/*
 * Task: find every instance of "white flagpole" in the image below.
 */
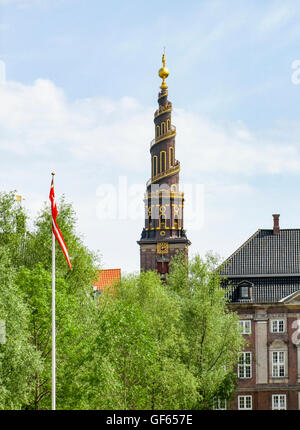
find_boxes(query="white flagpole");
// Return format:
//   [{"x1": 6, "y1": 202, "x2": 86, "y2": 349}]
[{"x1": 51, "y1": 172, "x2": 56, "y2": 411}]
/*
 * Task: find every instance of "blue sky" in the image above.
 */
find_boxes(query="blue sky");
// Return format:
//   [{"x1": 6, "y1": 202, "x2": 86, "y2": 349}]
[{"x1": 1, "y1": 0, "x2": 300, "y2": 273}]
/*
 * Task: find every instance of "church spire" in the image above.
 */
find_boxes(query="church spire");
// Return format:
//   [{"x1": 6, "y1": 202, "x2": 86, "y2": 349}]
[{"x1": 137, "y1": 53, "x2": 190, "y2": 278}]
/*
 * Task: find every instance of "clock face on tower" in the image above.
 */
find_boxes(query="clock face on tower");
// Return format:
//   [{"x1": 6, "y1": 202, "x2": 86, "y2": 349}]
[{"x1": 157, "y1": 242, "x2": 168, "y2": 254}]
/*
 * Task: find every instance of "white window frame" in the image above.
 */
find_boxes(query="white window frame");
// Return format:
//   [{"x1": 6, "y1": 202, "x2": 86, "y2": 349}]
[
  {"x1": 271, "y1": 319, "x2": 285, "y2": 333},
  {"x1": 238, "y1": 395, "x2": 252, "y2": 410},
  {"x1": 272, "y1": 394, "x2": 286, "y2": 410},
  {"x1": 239, "y1": 320, "x2": 251, "y2": 335},
  {"x1": 272, "y1": 351, "x2": 286, "y2": 378},
  {"x1": 214, "y1": 398, "x2": 227, "y2": 410},
  {"x1": 238, "y1": 352, "x2": 252, "y2": 379}
]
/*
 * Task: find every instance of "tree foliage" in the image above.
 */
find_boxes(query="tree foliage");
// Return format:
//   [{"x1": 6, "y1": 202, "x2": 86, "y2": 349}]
[
  {"x1": 0, "y1": 191, "x2": 101, "y2": 409},
  {"x1": 0, "y1": 191, "x2": 244, "y2": 410},
  {"x1": 0, "y1": 247, "x2": 41, "y2": 409},
  {"x1": 167, "y1": 253, "x2": 244, "y2": 408}
]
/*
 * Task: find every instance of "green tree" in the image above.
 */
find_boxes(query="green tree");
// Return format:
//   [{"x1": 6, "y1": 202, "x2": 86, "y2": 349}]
[
  {"x1": 94, "y1": 271, "x2": 199, "y2": 410},
  {"x1": 167, "y1": 252, "x2": 245, "y2": 409},
  {"x1": 0, "y1": 191, "x2": 27, "y2": 267},
  {"x1": 15, "y1": 198, "x2": 103, "y2": 409},
  {"x1": 0, "y1": 247, "x2": 41, "y2": 409},
  {"x1": 0, "y1": 190, "x2": 243, "y2": 410},
  {"x1": 0, "y1": 191, "x2": 104, "y2": 410},
  {"x1": 15, "y1": 263, "x2": 105, "y2": 410},
  {"x1": 24, "y1": 196, "x2": 98, "y2": 289}
]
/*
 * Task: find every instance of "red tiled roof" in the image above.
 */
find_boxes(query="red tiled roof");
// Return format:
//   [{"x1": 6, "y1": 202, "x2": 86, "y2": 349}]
[{"x1": 94, "y1": 269, "x2": 121, "y2": 291}]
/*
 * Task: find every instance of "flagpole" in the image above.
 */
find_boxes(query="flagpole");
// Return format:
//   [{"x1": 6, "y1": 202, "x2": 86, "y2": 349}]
[{"x1": 51, "y1": 172, "x2": 56, "y2": 411}]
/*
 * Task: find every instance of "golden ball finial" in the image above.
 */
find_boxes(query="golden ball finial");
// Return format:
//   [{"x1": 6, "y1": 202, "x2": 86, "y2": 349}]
[{"x1": 158, "y1": 52, "x2": 169, "y2": 89}]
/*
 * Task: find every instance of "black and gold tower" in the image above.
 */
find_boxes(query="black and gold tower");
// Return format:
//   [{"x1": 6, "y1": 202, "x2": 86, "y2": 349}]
[{"x1": 137, "y1": 53, "x2": 190, "y2": 276}]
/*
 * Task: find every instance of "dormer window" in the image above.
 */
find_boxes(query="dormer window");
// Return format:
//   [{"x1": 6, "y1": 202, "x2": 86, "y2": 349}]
[
  {"x1": 240, "y1": 286, "x2": 250, "y2": 298},
  {"x1": 238, "y1": 281, "x2": 253, "y2": 300}
]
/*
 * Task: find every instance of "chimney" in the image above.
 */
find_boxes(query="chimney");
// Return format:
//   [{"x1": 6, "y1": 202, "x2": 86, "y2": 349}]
[{"x1": 272, "y1": 214, "x2": 280, "y2": 235}]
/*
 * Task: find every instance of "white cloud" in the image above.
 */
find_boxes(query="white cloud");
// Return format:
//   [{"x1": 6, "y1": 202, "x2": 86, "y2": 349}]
[
  {"x1": 1, "y1": 78, "x2": 300, "y2": 178},
  {"x1": 0, "y1": 61, "x2": 6, "y2": 84},
  {"x1": 258, "y1": 3, "x2": 297, "y2": 34},
  {"x1": 174, "y1": 110, "x2": 300, "y2": 177},
  {"x1": 0, "y1": 79, "x2": 152, "y2": 170}
]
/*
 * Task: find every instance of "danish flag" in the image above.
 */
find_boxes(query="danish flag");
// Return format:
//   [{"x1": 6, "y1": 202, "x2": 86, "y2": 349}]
[{"x1": 49, "y1": 179, "x2": 72, "y2": 270}]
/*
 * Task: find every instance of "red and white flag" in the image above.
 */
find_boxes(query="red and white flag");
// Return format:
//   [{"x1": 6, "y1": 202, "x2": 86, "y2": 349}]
[{"x1": 49, "y1": 179, "x2": 72, "y2": 270}]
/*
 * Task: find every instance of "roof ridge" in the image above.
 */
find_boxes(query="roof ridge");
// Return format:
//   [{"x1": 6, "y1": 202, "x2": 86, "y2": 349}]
[
  {"x1": 98, "y1": 268, "x2": 121, "y2": 271},
  {"x1": 220, "y1": 229, "x2": 261, "y2": 272},
  {"x1": 260, "y1": 228, "x2": 300, "y2": 231}
]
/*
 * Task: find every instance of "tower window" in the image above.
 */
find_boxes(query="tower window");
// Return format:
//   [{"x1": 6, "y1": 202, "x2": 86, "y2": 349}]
[
  {"x1": 157, "y1": 262, "x2": 162, "y2": 274},
  {"x1": 169, "y1": 147, "x2": 174, "y2": 167},
  {"x1": 174, "y1": 215, "x2": 179, "y2": 229},
  {"x1": 161, "y1": 122, "x2": 166, "y2": 135},
  {"x1": 153, "y1": 156, "x2": 158, "y2": 177},
  {"x1": 157, "y1": 262, "x2": 169, "y2": 275},
  {"x1": 160, "y1": 151, "x2": 166, "y2": 172},
  {"x1": 156, "y1": 125, "x2": 160, "y2": 138},
  {"x1": 160, "y1": 214, "x2": 166, "y2": 228},
  {"x1": 167, "y1": 119, "x2": 170, "y2": 130}
]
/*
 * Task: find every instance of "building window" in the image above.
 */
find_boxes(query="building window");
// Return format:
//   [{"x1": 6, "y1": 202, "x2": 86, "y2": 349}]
[
  {"x1": 271, "y1": 320, "x2": 285, "y2": 333},
  {"x1": 238, "y1": 396, "x2": 252, "y2": 410},
  {"x1": 167, "y1": 118, "x2": 170, "y2": 130},
  {"x1": 272, "y1": 351, "x2": 286, "y2": 377},
  {"x1": 272, "y1": 395, "x2": 286, "y2": 410},
  {"x1": 93, "y1": 288, "x2": 102, "y2": 299},
  {"x1": 238, "y1": 352, "x2": 252, "y2": 379},
  {"x1": 240, "y1": 286, "x2": 249, "y2": 298},
  {"x1": 239, "y1": 320, "x2": 251, "y2": 335},
  {"x1": 214, "y1": 398, "x2": 227, "y2": 410},
  {"x1": 161, "y1": 122, "x2": 166, "y2": 135},
  {"x1": 237, "y1": 281, "x2": 253, "y2": 300}
]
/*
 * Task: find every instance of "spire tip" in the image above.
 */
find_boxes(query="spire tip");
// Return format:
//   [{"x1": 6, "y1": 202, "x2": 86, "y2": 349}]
[{"x1": 158, "y1": 50, "x2": 169, "y2": 90}]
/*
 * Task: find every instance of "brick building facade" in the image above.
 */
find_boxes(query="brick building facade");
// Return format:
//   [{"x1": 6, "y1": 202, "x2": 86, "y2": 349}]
[{"x1": 220, "y1": 215, "x2": 300, "y2": 410}]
